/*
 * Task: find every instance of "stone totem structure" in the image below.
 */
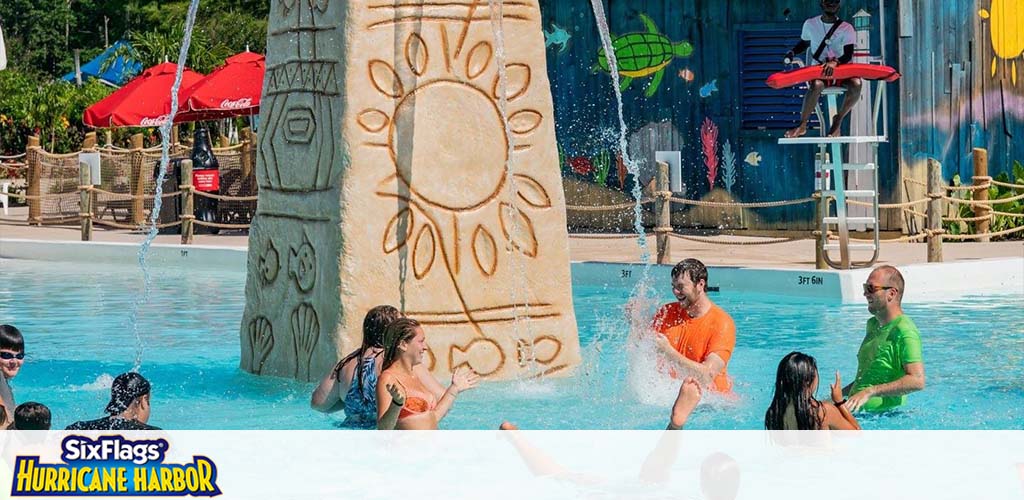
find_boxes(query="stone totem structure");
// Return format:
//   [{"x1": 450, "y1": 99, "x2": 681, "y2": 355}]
[{"x1": 240, "y1": 0, "x2": 580, "y2": 382}]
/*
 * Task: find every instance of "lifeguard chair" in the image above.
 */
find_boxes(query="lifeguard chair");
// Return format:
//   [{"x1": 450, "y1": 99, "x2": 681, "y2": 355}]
[{"x1": 777, "y1": 9, "x2": 890, "y2": 270}]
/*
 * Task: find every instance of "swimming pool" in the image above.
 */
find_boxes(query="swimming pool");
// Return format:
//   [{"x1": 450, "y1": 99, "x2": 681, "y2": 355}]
[{"x1": 1, "y1": 255, "x2": 1021, "y2": 430}]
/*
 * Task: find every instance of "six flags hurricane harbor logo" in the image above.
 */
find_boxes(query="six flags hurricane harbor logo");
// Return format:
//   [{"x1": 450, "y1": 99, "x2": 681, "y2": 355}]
[{"x1": 11, "y1": 435, "x2": 221, "y2": 496}]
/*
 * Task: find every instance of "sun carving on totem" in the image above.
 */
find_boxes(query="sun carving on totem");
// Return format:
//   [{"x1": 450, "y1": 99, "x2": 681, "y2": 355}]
[{"x1": 358, "y1": 25, "x2": 551, "y2": 324}]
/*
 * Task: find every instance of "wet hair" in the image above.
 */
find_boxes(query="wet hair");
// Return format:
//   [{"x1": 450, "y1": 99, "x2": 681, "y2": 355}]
[
  {"x1": 14, "y1": 402, "x2": 51, "y2": 430},
  {"x1": 337, "y1": 305, "x2": 401, "y2": 397},
  {"x1": 381, "y1": 318, "x2": 422, "y2": 371},
  {"x1": 875, "y1": 265, "x2": 905, "y2": 302},
  {"x1": 106, "y1": 372, "x2": 152, "y2": 415},
  {"x1": 764, "y1": 352, "x2": 824, "y2": 430},
  {"x1": 362, "y1": 305, "x2": 400, "y2": 350},
  {"x1": 671, "y1": 258, "x2": 708, "y2": 287},
  {"x1": 700, "y1": 452, "x2": 741, "y2": 500},
  {"x1": 0, "y1": 325, "x2": 25, "y2": 352}
]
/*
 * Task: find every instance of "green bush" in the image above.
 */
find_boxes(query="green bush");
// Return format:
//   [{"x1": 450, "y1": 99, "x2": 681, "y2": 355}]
[
  {"x1": 0, "y1": 71, "x2": 114, "y2": 154},
  {"x1": 943, "y1": 161, "x2": 1024, "y2": 240}
]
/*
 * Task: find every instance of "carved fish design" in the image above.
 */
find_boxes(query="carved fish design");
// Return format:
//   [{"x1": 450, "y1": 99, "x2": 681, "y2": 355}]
[
  {"x1": 288, "y1": 235, "x2": 317, "y2": 293},
  {"x1": 449, "y1": 338, "x2": 504, "y2": 376},
  {"x1": 516, "y1": 335, "x2": 563, "y2": 366}
]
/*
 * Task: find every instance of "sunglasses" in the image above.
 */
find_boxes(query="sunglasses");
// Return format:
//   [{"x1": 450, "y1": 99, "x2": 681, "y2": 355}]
[
  {"x1": 862, "y1": 283, "x2": 896, "y2": 294},
  {"x1": 0, "y1": 351, "x2": 25, "y2": 360}
]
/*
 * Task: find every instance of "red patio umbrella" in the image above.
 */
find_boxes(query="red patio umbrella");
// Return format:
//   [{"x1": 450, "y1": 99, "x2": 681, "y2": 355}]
[
  {"x1": 83, "y1": 62, "x2": 204, "y2": 128},
  {"x1": 175, "y1": 51, "x2": 264, "y2": 122}
]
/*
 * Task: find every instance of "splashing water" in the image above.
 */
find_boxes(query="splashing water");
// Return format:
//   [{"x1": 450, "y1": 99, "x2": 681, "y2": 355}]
[
  {"x1": 588, "y1": 0, "x2": 650, "y2": 267},
  {"x1": 587, "y1": 2, "x2": 664, "y2": 391},
  {"x1": 128, "y1": 0, "x2": 203, "y2": 371},
  {"x1": 488, "y1": 0, "x2": 539, "y2": 379}
]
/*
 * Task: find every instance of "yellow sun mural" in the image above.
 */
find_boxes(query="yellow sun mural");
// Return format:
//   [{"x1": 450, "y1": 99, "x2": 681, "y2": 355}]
[
  {"x1": 979, "y1": 0, "x2": 1024, "y2": 84},
  {"x1": 358, "y1": 21, "x2": 552, "y2": 338}
]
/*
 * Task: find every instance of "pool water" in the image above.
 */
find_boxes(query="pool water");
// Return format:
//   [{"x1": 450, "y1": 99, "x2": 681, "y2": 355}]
[{"x1": 1, "y1": 257, "x2": 1021, "y2": 430}]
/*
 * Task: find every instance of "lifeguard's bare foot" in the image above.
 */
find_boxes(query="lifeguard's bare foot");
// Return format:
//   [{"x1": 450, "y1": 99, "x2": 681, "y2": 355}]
[
  {"x1": 827, "y1": 123, "x2": 843, "y2": 137},
  {"x1": 669, "y1": 377, "x2": 703, "y2": 429},
  {"x1": 784, "y1": 124, "x2": 808, "y2": 138}
]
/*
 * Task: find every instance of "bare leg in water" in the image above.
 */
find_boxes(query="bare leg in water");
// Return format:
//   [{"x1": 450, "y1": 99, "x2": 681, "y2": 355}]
[
  {"x1": 826, "y1": 77, "x2": 863, "y2": 137},
  {"x1": 498, "y1": 378, "x2": 705, "y2": 486},
  {"x1": 785, "y1": 80, "x2": 826, "y2": 138}
]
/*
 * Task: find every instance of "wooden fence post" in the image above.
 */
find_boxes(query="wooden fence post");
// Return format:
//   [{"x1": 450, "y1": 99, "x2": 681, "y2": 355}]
[
  {"x1": 26, "y1": 136, "x2": 41, "y2": 225},
  {"x1": 815, "y1": 193, "x2": 827, "y2": 270},
  {"x1": 180, "y1": 159, "x2": 194, "y2": 244},
  {"x1": 79, "y1": 161, "x2": 93, "y2": 241},
  {"x1": 240, "y1": 127, "x2": 253, "y2": 179},
  {"x1": 926, "y1": 159, "x2": 944, "y2": 262},
  {"x1": 654, "y1": 161, "x2": 671, "y2": 264},
  {"x1": 972, "y1": 148, "x2": 990, "y2": 242},
  {"x1": 130, "y1": 133, "x2": 146, "y2": 225}
]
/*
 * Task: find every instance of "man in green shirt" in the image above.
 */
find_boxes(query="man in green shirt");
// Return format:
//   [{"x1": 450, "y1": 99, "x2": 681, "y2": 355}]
[{"x1": 844, "y1": 265, "x2": 926, "y2": 412}]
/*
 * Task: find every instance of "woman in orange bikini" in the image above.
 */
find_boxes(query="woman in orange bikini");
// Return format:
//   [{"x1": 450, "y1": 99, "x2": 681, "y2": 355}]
[{"x1": 376, "y1": 318, "x2": 479, "y2": 430}]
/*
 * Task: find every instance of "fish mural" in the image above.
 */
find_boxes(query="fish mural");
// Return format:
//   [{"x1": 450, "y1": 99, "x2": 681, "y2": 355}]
[
  {"x1": 699, "y1": 79, "x2": 718, "y2": 98},
  {"x1": 744, "y1": 152, "x2": 762, "y2": 166},
  {"x1": 544, "y1": 23, "x2": 572, "y2": 54},
  {"x1": 678, "y1": 68, "x2": 695, "y2": 82},
  {"x1": 593, "y1": 13, "x2": 694, "y2": 97}
]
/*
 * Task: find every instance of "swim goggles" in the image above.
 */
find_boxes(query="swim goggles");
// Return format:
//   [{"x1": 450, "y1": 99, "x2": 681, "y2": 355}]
[{"x1": 0, "y1": 352, "x2": 25, "y2": 360}]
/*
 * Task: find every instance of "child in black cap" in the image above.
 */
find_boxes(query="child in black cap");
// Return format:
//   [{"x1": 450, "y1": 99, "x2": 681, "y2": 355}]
[{"x1": 66, "y1": 372, "x2": 161, "y2": 430}]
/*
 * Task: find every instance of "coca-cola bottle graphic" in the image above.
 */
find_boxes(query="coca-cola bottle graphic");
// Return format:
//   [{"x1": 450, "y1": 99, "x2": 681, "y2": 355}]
[{"x1": 191, "y1": 128, "x2": 220, "y2": 233}]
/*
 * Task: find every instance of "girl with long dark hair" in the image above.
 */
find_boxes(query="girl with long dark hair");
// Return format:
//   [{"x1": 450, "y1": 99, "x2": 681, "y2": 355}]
[
  {"x1": 376, "y1": 318, "x2": 479, "y2": 430},
  {"x1": 311, "y1": 306, "x2": 446, "y2": 428},
  {"x1": 764, "y1": 351, "x2": 860, "y2": 430}
]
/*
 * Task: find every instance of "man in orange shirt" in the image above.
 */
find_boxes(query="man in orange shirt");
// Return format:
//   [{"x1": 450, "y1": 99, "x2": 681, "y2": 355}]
[{"x1": 651, "y1": 259, "x2": 736, "y2": 392}]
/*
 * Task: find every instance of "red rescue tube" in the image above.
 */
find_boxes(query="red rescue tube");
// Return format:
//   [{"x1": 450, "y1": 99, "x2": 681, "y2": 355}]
[{"x1": 766, "y1": 63, "x2": 901, "y2": 89}]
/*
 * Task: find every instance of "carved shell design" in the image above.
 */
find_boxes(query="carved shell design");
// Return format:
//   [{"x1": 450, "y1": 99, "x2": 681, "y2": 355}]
[
  {"x1": 247, "y1": 316, "x2": 275, "y2": 374},
  {"x1": 291, "y1": 303, "x2": 320, "y2": 380}
]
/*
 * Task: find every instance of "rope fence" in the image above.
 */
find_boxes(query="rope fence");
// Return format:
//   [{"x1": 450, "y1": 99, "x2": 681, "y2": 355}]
[
  {"x1": 3, "y1": 141, "x2": 1022, "y2": 265},
  {"x1": 3, "y1": 134, "x2": 258, "y2": 239}
]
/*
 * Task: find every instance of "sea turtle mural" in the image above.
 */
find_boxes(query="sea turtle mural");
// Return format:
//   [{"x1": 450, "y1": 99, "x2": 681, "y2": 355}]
[{"x1": 593, "y1": 13, "x2": 694, "y2": 97}]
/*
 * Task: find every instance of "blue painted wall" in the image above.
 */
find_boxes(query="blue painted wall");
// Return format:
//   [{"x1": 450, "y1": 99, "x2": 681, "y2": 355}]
[
  {"x1": 538, "y1": 0, "x2": 1021, "y2": 229},
  {"x1": 896, "y1": 0, "x2": 1022, "y2": 187}
]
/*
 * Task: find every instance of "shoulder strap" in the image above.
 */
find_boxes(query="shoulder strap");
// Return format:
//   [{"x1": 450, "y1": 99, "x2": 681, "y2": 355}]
[{"x1": 812, "y1": 18, "x2": 844, "y2": 63}]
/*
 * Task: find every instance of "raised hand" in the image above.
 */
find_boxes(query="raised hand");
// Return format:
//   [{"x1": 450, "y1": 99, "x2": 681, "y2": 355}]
[
  {"x1": 386, "y1": 382, "x2": 406, "y2": 407},
  {"x1": 831, "y1": 371, "x2": 844, "y2": 404},
  {"x1": 450, "y1": 366, "x2": 480, "y2": 394}
]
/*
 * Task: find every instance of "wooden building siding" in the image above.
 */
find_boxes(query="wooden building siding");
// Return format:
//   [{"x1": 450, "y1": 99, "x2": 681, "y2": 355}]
[{"x1": 536, "y1": 0, "x2": 1019, "y2": 230}]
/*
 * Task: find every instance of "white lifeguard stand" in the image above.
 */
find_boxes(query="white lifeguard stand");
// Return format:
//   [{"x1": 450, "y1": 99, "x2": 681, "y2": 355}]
[{"x1": 778, "y1": 9, "x2": 889, "y2": 270}]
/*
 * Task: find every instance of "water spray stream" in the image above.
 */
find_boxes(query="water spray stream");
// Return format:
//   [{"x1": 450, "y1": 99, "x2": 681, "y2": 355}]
[
  {"x1": 588, "y1": 1, "x2": 660, "y2": 391},
  {"x1": 588, "y1": 0, "x2": 651, "y2": 267},
  {"x1": 488, "y1": 0, "x2": 538, "y2": 378},
  {"x1": 129, "y1": 0, "x2": 202, "y2": 371}
]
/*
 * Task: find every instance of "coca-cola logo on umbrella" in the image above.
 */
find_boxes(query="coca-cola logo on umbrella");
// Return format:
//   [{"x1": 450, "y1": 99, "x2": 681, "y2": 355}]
[
  {"x1": 139, "y1": 115, "x2": 170, "y2": 127},
  {"x1": 220, "y1": 97, "x2": 253, "y2": 109}
]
